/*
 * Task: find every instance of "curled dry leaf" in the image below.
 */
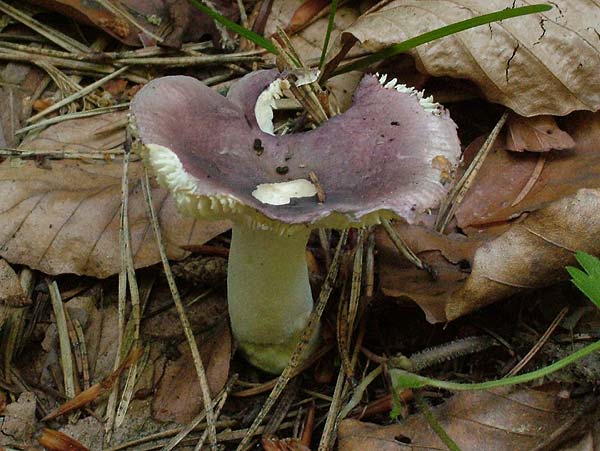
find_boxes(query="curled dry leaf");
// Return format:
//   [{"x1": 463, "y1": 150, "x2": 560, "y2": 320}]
[
  {"x1": 506, "y1": 114, "x2": 575, "y2": 152},
  {"x1": 327, "y1": 0, "x2": 600, "y2": 116},
  {"x1": 379, "y1": 112, "x2": 600, "y2": 321},
  {"x1": 338, "y1": 387, "x2": 590, "y2": 451},
  {"x1": 152, "y1": 321, "x2": 231, "y2": 423},
  {"x1": 0, "y1": 112, "x2": 229, "y2": 278}
]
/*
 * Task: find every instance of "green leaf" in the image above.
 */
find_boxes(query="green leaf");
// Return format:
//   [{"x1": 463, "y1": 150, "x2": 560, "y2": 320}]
[
  {"x1": 187, "y1": 0, "x2": 278, "y2": 54},
  {"x1": 567, "y1": 251, "x2": 600, "y2": 309},
  {"x1": 332, "y1": 4, "x2": 552, "y2": 76}
]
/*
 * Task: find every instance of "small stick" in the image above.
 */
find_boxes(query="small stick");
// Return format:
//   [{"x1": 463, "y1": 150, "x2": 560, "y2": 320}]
[
  {"x1": 381, "y1": 218, "x2": 425, "y2": 269},
  {"x1": 436, "y1": 111, "x2": 509, "y2": 232},
  {"x1": 27, "y1": 66, "x2": 129, "y2": 123},
  {"x1": 47, "y1": 281, "x2": 76, "y2": 402},
  {"x1": 0, "y1": 0, "x2": 90, "y2": 53},
  {"x1": 511, "y1": 153, "x2": 546, "y2": 207},
  {"x1": 141, "y1": 167, "x2": 218, "y2": 450},
  {"x1": 506, "y1": 306, "x2": 568, "y2": 376}
]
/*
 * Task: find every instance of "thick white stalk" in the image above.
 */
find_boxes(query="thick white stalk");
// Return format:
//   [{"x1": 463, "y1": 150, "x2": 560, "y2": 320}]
[{"x1": 227, "y1": 222, "x2": 318, "y2": 373}]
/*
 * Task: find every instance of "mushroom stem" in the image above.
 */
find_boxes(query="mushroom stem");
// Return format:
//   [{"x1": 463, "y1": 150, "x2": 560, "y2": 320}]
[{"x1": 227, "y1": 223, "x2": 319, "y2": 373}]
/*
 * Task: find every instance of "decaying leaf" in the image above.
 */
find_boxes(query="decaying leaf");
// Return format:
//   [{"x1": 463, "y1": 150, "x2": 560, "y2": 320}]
[
  {"x1": 29, "y1": 0, "x2": 239, "y2": 48},
  {"x1": 338, "y1": 387, "x2": 594, "y2": 451},
  {"x1": 327, "y1": 0, "x2": 600, "y2": 116},
  {"x1": 0, "y1": 63, "x2": 46, "y2": 147},
  {"x1": 0, "y1": 112, "x2": 229, "y2": 278},
  {"x1": 379, "y1": 112, "x2": 600, "y2": 321},
  {"x1": 506, "y1": 114, "x2": 575, "y2": 152},
  {"x1": 0, "y1": 259, "x2": 28, "y2": 307},
  {"x1": 152, "y1": 320, "x2": 231, "y2": 423},
  {"x1": 457, "y1": 112, "x2": 600, "y2": 230}
]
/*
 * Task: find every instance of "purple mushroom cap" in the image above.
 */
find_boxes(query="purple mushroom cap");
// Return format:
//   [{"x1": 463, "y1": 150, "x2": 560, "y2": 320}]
[{"x1": 130, "y1": 70, "x2": 461, "y2": 230}]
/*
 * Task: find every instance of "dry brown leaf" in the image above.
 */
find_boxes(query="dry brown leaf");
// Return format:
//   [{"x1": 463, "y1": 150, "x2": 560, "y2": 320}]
[
  {"x1": 457, "y1": 111, "x2": 600, "y2": 230},
  {"x1": 338, "y1": 387, "x2": 590, "y2": 451},
  {"x1": 506, "y1": 114, "x2": 575, "y2": 152},
  {"x1": 378, "y1": 111, "x2": 600, "y2": 321},
  {"x1": 152, "y1": 320, "x2": 231, "y2": 423},
  {"x1": 30, "y1": 0, "x2": 239, "y2": 48},
  {"x1": 327, "y1": 0, "x2": 600, "y2": 116},
  {"x1": 0, "y1": 112, "x2": 229, "y2": 278},
  {"x1": 380, "y1": 188, "x2": 600, "y2": 321},
  {"x1": 0, "y1": 63, "x2": 46, "y2": 147},
  {"x1": 0, "y1": 259, "x2": 28, "y2": 307}
]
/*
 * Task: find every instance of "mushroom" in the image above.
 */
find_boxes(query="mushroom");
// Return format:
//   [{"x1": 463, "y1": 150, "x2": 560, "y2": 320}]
[{"x1": 130, "y1": 70, "x2": 461, "y2": 373}]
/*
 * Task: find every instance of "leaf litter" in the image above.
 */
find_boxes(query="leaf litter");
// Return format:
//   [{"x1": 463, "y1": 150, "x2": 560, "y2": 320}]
[{"x1": 0, "y1": 0, "x2": 599, "y2": 450}]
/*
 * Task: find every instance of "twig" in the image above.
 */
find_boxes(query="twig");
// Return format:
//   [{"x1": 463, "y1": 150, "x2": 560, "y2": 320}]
[
  {"x1": 15, "y1": 104, "x2": 129, "y2": 135},
  {"x1": 113, "y1": 52, "x2": 261, "y2": 67},
  {"x1": 141, "y1": 167, "x2": 218, "y2": 450},
  {"x1": 436, "y1": 111, "x2": 509, "y2": 232},
  {"x1": 47, "y1": 281, "x2": 76, "y2": 401},
  {"x1": 318, "y1": 367, "x2": 346, "y2": 451},
  {"x1": 235, "y1": 231, "x2": 348, "y2": 451},
  {"x1": 381, "y1": 218, "x2": 424, "y2": 269},
  {"x1": 95, "y1": 0, "x2": 163, "y2": 43},
  {"x1": 162, "y1": 375, "x2": 238, "y2": 451},
  {"x1": 506, "y1": 306, "x2": 569, "y2": 376},
  {"x1": 0, "y1": 148, "x2": 125, "y2": 160},
  {"x1": 511, "y1": 153, "x2": 546, "y2": 207},
  {"x1": 0, "y1": 1, "x2": 90, "y2": 53},
  {"x1": 27, "y1": 66, "x2": 129, "y2": 123}
]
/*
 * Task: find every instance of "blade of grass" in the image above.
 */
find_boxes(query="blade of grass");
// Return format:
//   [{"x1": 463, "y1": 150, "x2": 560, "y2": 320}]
[
  {"x1": 390, "y1": 338, "x2": 600, "y2": 392},
  {"x1": 187, "y1": 0, "x2": 277, "y2": 54},
  {"x1": 330, "y1": 4, "x2": 552, "y2": 77},
  {"x1": 318, "y1": 0, "x2": 339, "y2": 70}
]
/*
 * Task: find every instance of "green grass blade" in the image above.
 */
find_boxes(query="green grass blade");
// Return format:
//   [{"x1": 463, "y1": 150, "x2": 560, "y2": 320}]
[
  {"x1": 333, "y1": 4, "x2": 552, "y2": 76},
  {"x1": 390, "y1": 338, "x2": 600, "y2": 392},
  {"x1": 188, "y1": 0, "x2": 278, "y2": 54},
  {"x1": 319, "y1": 0, "x2": 340, "y2": 70}
]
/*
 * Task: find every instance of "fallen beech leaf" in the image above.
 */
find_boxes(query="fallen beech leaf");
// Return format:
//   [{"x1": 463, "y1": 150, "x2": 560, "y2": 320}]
[
  {"x1": 338, "y1": 387, "x2": 584, "y2": 451},
  {"x1": 506, "y1": 114, "x2": 575, "y2": 152},
  {"x1": 380, "y1": 188, "x2": 600, "y2": 321},
  {"x1": 0, "y1": 63, "x2": 46, "y2": 146},
  {"x1": 29, "y1": 0, "x2": 239, "y2": 48},
  {"x1": 152, "y1": 321, "x2": 231, "y2": 423},
  {"x1": 0, "y1": 259, "x2": 28, "y2": 307},
  {"x1": 457, "y1": 112, "x2": 600, "y2": 230},
  {"x1": 38, "y1": 428, "x2": 89, "y2": 451},
  {"x1": 285, "y1": 0, "x2": 330, "y2": 35},
  {"x1": 327, "y1": 0, "x2": 600, "y2": 116},
  {"x1": 0, "y1": 112, "x2": 229, "y2": 278}
]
